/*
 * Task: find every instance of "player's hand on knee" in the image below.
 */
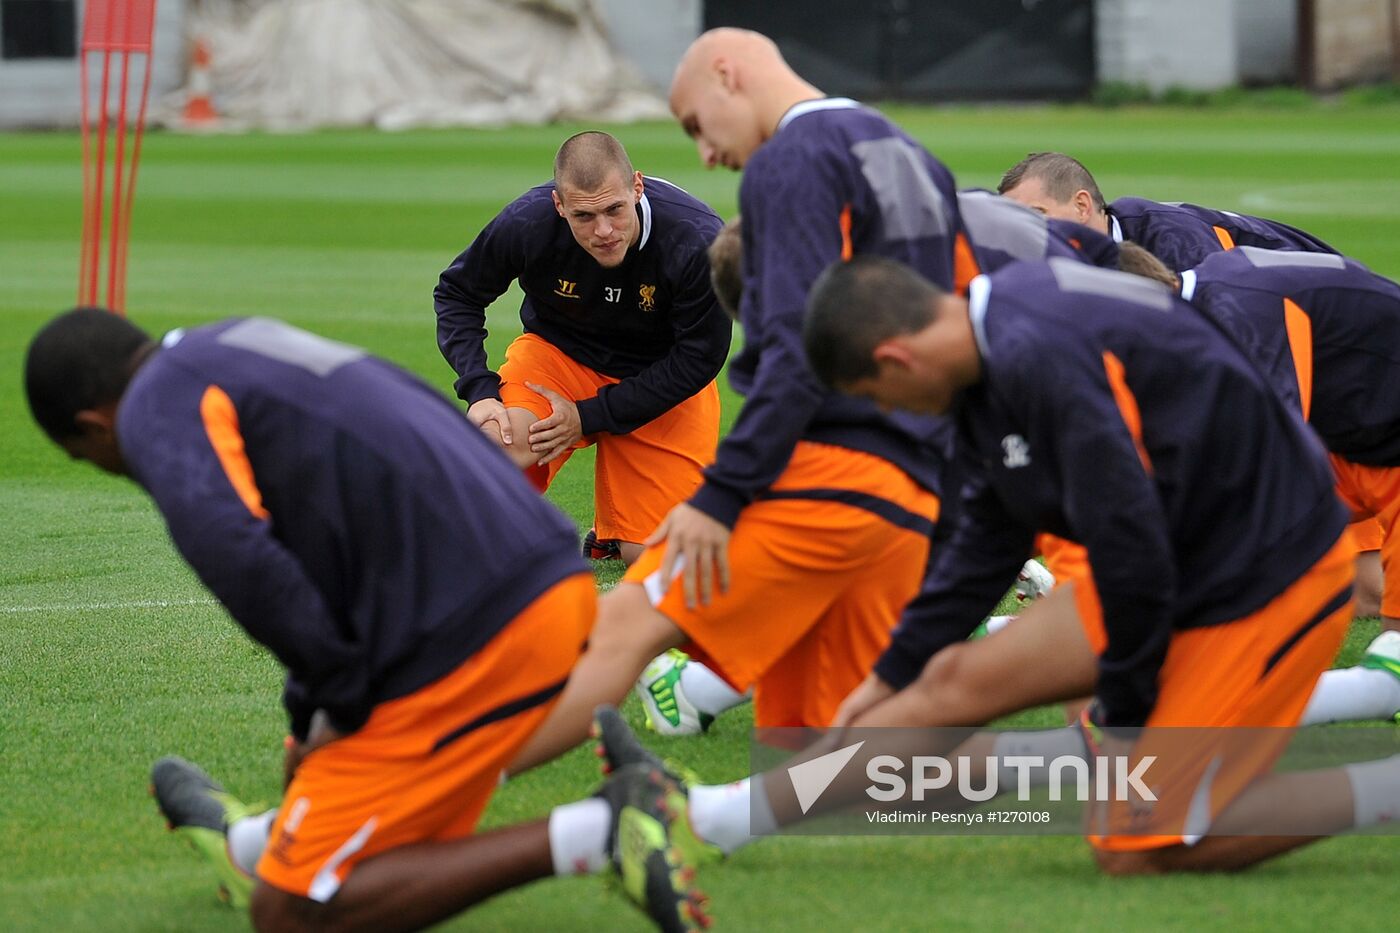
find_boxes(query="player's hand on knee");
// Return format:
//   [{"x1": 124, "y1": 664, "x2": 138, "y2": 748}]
[
  {"x1": 833, "y1": 673, "x2": 895, "y2": 728},
  {"x1": 525, "y1": 382, "x2": 582, "y2": 464},
  {"x1": 648, "y1": 502, "x2": 731, "y2": 608},
  {"x1": 467, "y1": 398, "x2": 513, "y2": 447}
]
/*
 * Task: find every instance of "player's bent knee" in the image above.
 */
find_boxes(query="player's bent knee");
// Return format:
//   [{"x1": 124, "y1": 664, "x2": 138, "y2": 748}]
[
  {"x1": 499, "y1": 441, "x2": 540, "y2": 472},
  {"x1": 905, "y1": 641, "x2": 1014, "y2": 725},
  {"x1": 595, "y1": 585, "x2": 685, "y2": 663},
  {"x1": 1352, "y1": 550, "x2": 1382, "y2": 618},
  {"x1": 249, "y1": 882, "x2": 328, "y2": 933},
  {"x1": 912, "y1": 641, "x2": 973, "y2": 701}
]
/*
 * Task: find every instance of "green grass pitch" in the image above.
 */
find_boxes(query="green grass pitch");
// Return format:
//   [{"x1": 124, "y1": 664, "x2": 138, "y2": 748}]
[{"x1": 3, "y1": 101, "x2": 1399, "y2": 931}]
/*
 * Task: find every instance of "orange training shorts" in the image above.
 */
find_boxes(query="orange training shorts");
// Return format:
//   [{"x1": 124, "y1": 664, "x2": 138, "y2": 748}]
[
  {"x1": 1330, "y1": 454, "x2": 1400, "y2": 616},
  {"x1": 1087, "y1": 533, "x2": 1353, "y2": 851},
  {"x1": 1350, "y1": 517, "x2": 1383, "y2": 553},
  {"x1": 1036, "y1": 533, "x2": 1090, "y2": 586},
  {"x1": 255, "y1": 572, "x2": 595, "y2": 901},
  {"x1": 498, "y1": 333, "x2": 720, "y2": 544},
  {"x1": 622, "y1": 440, "x2": 940, "y2": 728}
]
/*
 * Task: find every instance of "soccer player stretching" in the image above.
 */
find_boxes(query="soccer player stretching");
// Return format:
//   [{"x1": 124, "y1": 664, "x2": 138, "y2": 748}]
[{"x1": 25, "y1": 309, "x2": 706, "y2": 932}]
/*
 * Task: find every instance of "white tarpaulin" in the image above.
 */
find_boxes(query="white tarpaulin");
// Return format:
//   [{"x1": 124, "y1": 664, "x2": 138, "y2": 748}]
[{"x1": 159, "y1": 0, "x2": 668, "y2": 130}]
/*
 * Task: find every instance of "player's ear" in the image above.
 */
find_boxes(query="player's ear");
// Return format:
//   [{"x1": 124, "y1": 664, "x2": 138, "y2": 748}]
[
  {"x1": 1072, "y1": 189, "x2": 1094, "y2": 223},
  {"x1": 551, "y1": 189, "x2": 566, "y2": 218},
  {"x1": 73, "y1": 406, "x2": 116, "y2": 440},
  {"x1": 871, "y1": 338, "x2": 915, "y2": 373},
  {"x1": 632, "y1": 171, "x2": 644, "y2": 199},
  {"x1": 716, "y1": 56, "x2": 739, "y2": 93}
]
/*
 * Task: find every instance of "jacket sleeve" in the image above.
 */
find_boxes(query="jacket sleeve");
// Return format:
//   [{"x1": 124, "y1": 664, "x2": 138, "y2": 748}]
[
  {"x1": 122, "y1": 380, "x2": 374, "y2": 734},
  {"x1": 874, "y1": 451, "x2": 1033, "y2": 689},
  {"x1": 1024, "y1": 340, "x2": 1178, "y2": 727},
  {"x1": 688, "y1": 155, "x2": 845, "y2": 527},
  {"x1": 575, "y1": 242, "x2": 732, "y2": 435},
  {"x1": 434, "y1": 207, "x2": 529, "y2": 405}
]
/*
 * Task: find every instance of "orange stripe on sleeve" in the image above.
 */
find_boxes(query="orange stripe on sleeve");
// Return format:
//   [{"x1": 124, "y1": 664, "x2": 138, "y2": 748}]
[
  {"x1": 953, "y1": 232, "x2": 980, "y2": 296},
  {"x1": 1101, "y1": 351, "x2": 1153, "y2": 474},
  {"x1": 199, "y1": 385, "x2": 270, "y2": 520},
  {"x1": 1211, "y1": 225, "x2": 1236, "y2": 250},
  {"x1": 1282, "y1": 297, "x2": 1314, "y2": 420},
  {"x1": 839, "y1": 203, "x2": 853, "y2": 261}
]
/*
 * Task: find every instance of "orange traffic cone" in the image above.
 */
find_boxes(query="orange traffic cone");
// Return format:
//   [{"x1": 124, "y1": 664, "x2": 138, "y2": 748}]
[{"x1": 182, "y1": 38, "x2": 218, "y2": 125}]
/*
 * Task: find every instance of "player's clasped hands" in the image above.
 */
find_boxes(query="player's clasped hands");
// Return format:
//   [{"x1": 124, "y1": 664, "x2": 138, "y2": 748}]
[
  {"x1": 526, "y1": 382, "x2": 583, "y2": 466},
  {"x1": 649, "y1": 501, "x2": 731, "y2": 609}
]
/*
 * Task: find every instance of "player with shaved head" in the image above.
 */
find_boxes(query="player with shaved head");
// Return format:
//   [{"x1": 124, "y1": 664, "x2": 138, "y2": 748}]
[{"x1": 435, "y1": 130, "x2": 732, "y2": 566}]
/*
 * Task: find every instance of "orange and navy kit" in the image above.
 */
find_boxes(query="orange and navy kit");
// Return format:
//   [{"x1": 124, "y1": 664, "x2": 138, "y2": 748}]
[
  {"x1": 626, "y1": 103, "x2": 1126, "y2": 727},
  {"x1": 1106, "y1": 196, "x2": 1338, "y2": 272},
  {"x1": 117, "y1": 318, "x2": 594, "y2": 900},
  {"x1": 628, "y1": 99, "x2": 964, "y2": 727},
  {"x1": 1184, "y1": 246, "x2": 1400, "y2": 615},
  {"x1": 957, "y1": 188, "x2": 1122, "y2": 275},
  {"x1": 434, "y1": 177, "x2": 732, "y2": 541},
  {"x1": 877, "y1": 259, "x2": 1352, "y2": 844},
  {"x1": 1040, "y1": 197, "x2": 1374, "y2": 573},
  {"x1": 881, "y1": 257, "x2": 1349, "y2": 715}
]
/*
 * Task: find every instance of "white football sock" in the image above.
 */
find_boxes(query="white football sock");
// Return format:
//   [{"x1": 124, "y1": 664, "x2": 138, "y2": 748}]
[
  {"x1": 680, "y1": 661, "x2": 749, "y2": 717},
  {"x1": 990, "y1": 727, "x2": 1086, "y2": 789},
  {"x1": 1299, "y1": 666, "x2": 1400, "y2": 725},
  {"x1": 547, "y1": 798, "x2": 611, "y2": 876},
  {"x1": 689, "y1": 776, "x2": 772, "y2": 854},
  {"x1": 227, "y1": 809, "x2": 277, "y2": 876},
  {"x1": 1345, "y1": 754, "x2": 1400, "y2": 827},
  {"x1": 983, "y1": 615, "x2": 1016, "y2": 636}
]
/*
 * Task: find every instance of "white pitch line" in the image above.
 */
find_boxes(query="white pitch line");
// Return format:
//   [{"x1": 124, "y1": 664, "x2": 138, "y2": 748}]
[{"x1": 0, "y1": 596, "x2": 217, "y2": 615}]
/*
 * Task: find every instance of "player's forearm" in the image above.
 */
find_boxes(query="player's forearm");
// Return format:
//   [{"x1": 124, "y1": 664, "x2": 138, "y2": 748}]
[
  {"x1": 1090, "y1": 574, "x2": 1175, "y2": 727},
  {"x1": 691, "y1": 386, "x2": 822, "y2": 526},
  {"x1": 166, "y1": 505, "x2": 375, "y2": 733},
  {"x1": 576, "y1": 348, "x2": 721, "y2": 435},
  {"x1": 876, "y1": 539, "x2": 1026, "y2": 690},
  {"x1": 433, "y1": 295, "x2": 500, "y2": 403}
]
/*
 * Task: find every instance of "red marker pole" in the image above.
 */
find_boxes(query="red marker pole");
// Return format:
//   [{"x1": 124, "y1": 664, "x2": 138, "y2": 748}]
[{"x1": 78, "y1": 0, "x2": 158, "y2": 315}]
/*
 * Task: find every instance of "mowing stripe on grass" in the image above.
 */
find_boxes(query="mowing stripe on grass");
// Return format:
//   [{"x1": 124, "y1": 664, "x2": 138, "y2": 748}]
[{"x1": 0, "y1": 596, "x2": 216, "y2": 615}]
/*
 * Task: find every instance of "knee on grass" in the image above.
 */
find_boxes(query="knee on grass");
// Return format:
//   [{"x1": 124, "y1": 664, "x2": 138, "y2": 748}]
[{"x1": 1092, "y1": 843, "x2": 1260, "y2": 876}]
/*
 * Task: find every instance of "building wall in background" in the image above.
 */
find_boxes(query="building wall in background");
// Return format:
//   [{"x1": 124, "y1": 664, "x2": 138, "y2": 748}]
[
  {"x1": 702, "y1": 0, "x2": 1096, "y2": 100},
  {"x1": 1237, "y1": 0, "x2": 1299, "y2": 83},
  {"x1": 1306, "y1": 0, "x2": 1396, "y2": 88},
  {"x1": 0, "y1": 1, "x2": 1390, "y2": 128},
  {"x1": 0, "y1": 0, "x2": 186, "y2": 128},
  {"x1": 1096, "y1": 0, "x2": 1239, "y2": 91}
]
